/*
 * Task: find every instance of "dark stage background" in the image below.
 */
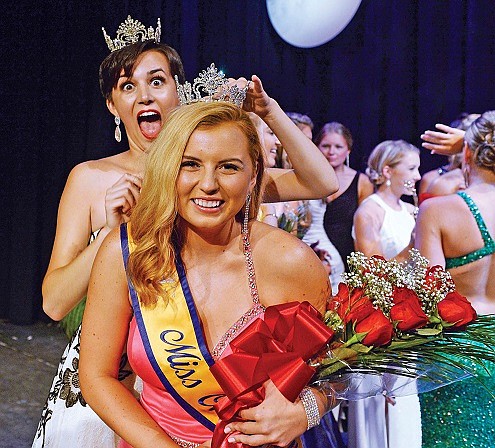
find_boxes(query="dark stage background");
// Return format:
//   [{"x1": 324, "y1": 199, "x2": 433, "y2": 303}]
[{"x1": 2, "y1": 0, "x2": 495, "y2": 324}]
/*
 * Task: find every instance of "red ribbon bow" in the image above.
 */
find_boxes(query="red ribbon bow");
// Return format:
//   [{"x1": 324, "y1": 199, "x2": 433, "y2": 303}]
[{"x1": 210, "y1": 301, "x2": 334, "y2": 448}]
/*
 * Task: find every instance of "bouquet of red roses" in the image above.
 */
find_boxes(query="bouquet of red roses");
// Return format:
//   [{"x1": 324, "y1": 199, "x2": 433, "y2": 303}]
[
  {"x1": 311, "y1": 249, "x2": 495, "y2": 398},
  {"x1": 209, "y1": 250, "x2": 495, "y2": 446}
]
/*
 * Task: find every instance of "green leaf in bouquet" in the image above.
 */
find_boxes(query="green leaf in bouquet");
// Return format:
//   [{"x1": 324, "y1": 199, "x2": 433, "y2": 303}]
[
  {"x1": 350, "y1": 342, "x2": 374, "y2": 354},
  {"x1": 332, "y1": 346, "x2": 360, "y2": 361},
  {"x1": 416, "y1": 328, "x2": 443, "y2": 336}
]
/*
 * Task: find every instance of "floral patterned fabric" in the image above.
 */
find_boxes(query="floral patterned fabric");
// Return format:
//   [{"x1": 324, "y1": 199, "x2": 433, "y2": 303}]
[{"x1": 32, "y1": 326, "x2": 132, "y2": 448}]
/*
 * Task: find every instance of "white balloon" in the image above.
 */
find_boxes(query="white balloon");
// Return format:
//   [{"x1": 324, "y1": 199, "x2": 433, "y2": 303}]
[{"x1": 266, "y1": 0, "x2": 362, "y2": 48}]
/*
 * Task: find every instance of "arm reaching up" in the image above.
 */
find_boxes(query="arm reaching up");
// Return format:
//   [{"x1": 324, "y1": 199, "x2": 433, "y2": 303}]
[{"x1": 244, "y1": 75, "x2": 339, "y2": 202}]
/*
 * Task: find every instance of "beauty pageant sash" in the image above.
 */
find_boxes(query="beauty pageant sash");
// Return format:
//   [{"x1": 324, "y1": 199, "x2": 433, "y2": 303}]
[{"x1": 120, "y1": 224, "x2": 222, "y2": 432}]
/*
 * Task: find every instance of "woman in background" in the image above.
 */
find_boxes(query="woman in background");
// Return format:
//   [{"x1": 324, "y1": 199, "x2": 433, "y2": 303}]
[
  {"x1": 353, "y1": 140, "x2": 421, "y2": 262},
  {"x1": 283, "y1": 114, "x2": 345, "y2": 293},
  {"x1": 419, "y1": 113, "x2": 478, "y2": 203},
  {"x1": 316, "y1": 122, "x2": 373, "y2": 271},
  {"x1": 416, "y1": 111, "x2": 495, "y2": 448},
  {"x1": 350, "y1": 139, "x2": 422, "y2": 448}
]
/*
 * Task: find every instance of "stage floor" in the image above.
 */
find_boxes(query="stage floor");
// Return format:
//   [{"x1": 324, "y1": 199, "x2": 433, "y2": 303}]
[{"x1": 0, "y1": 318, "x2": 67, "y2": 448}]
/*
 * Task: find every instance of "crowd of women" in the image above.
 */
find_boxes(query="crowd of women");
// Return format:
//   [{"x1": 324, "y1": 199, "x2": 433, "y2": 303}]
[{"x1": 32, "y1": 15, "x2": 494, "y2": 448}]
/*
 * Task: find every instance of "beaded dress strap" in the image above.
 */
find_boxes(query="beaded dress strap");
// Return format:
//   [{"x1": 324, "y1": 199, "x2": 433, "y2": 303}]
[
  {"x1": 242, "y1": 222, "x2": 261, "y2": 305},
  {"x1": 212, "y1": 202, "x2": 265, "y2": 359},
  {"x1": 445, "y1": 191, "x2": 495, "y2": 269}
]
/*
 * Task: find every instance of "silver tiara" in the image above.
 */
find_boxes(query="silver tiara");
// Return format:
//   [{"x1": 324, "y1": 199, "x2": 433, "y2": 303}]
[
  {"x1": 175, "y1": 63, "x2": 249, "y2": 107},
  {"x1": 102, "y1": 15, "x2": 161, "y2": 52}
]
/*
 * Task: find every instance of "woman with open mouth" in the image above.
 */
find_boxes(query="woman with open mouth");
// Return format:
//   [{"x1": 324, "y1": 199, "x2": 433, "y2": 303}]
[{"x1": 33, "y1": 15, "x2": 338, "y2": 448}]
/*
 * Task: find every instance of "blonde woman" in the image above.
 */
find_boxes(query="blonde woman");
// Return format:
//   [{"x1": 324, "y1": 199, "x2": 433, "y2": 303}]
[
  {"x1": 354, "y1": 140, "x2": 421, "y2": 262},
  {"x1": 416, "y1": 111, "x2": 495, "y2": 447},
  {"x1": 80, "y1": 102, "x2": 338, "y2": 447},
  {"x1": 350, "y1": 140, "x2": 422, "y2": 448},
  {"x1": 35, "y1": 16, "x2": 340, "y2": 447}
]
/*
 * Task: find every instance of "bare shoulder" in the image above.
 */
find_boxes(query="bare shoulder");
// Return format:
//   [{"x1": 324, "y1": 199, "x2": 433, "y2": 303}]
[
  {"x1": 428, "y1": 169, "x2": 464, "y2": 196},
  {"x1": 421, "y1": 169, "x2": 440, "y2": 184},
  {"x1": 354, "y1": 196, "x2": 383, "y2": 221},
  {"x1": 417, "y1": 194, "x2": 464, "y2": 228},
  {"x1": 419, "y1": 194, "x2": 458, "y2": 215},
  {"x1": 251, "y1": 221, "x2": 320, "y2": 268},
  {"x1": 68, "y1": 159, "x2": 100, "y2": 182},
  {"x1": 68, "y1": 158, "x2": 113, "y2": 187},
  {"x1": 357, "y1": 173, "x2": 374, "y2": 201},
  {"x1": 67, "y1": 153, "x2": 132, "y2": 192},
  {"x1": 358, "y1": 172, "x2": 373, "y2": 188},
  {"x1": 93, "y1": 226, "x2": 124, "y2": 268},
  {"x1": 60, "y1": 161, "x2": 104, "y2": 206},
  {"x1": 250, "y1": 222, "x2": 329, "y2": 312}
]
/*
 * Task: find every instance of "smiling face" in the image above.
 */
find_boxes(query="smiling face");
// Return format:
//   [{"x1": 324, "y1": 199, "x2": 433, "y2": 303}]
[
  {"x1": 176, "y1": 123, "x2": 256, "y2": 237},
  {"x1": 318, "y1": 132, "x2": 350, "y2": 168},
  {"x1": 107, "y1": 50, "x2": 179, "y2": 151},
  {"x1": 387, "y1": 151, "x2": 421, "y2": 196}
]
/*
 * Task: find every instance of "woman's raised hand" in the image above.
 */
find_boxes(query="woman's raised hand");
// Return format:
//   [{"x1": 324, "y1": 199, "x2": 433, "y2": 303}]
[
  {"x1": 421, "y1": 124, "x2": 465, "y2": 155},
  {"x1": 243, "y1": 75, "x2": 273, "y2": 119},
  {"x1": 226, "y1": 75, "x2": 273, "y2": 119},
  {"x1": 105, "y1": 173, "x2": 142, "y2": 229}
]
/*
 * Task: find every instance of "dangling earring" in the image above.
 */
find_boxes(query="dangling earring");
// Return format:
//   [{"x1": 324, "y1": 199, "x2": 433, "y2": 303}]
[
  {"x1": 385, "y1": 179, "x2": 391, "y2": 187},
  {"x1": 243, "y1": 193, "x2": 251, "y2": 236},
  {"x1": 114, "y1": 116, "x2": 122, "y2": 142},
  {"x1": 346, "y1": 154, "x2": 350, "y2": 166},
  {"x1": 462, "y1": 165, "x2": 470, "y2": 188}
]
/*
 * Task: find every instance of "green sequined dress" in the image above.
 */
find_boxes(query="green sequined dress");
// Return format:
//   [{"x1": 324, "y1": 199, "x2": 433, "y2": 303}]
[{"x1": 420, "y1": 317, "x2": 495, "y2": 447}]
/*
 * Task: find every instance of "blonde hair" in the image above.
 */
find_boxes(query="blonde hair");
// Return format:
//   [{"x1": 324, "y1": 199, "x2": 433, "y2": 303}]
[
  {"x1": 128, "y1": 102, "x2": 265, "y2": 306},
  {"x1": 366, "y1": 140, "x2": 419, "y2": 186},
  {"x1": 465, "y1": 110, "x2": 495, "y2": 173}
]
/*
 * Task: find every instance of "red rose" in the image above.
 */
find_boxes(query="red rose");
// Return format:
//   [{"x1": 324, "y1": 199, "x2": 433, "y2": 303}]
[
  {"x1": 390, "y1": 287, "x2": 429, "y2": 331},
  {"x1": 346, "y1": 295, "x2": 374, "y2": 324},
  {"x1": 328, "y1": 283, "x2": 352, "y2": 315},
  {"x1": 438, "y1": 291, "x2": 477, "y2": 328},
  {"x1": 355, "y1": 309, "x2": 394, "y2": 346},
  {"x1": 330, "y1": 283, "x2": 374, "y2": 324}
]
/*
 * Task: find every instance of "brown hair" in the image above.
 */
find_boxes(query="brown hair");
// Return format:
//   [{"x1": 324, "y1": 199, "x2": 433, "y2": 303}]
[
  {"x1": 99, "y1": 40, "x2": 185, "y2": 101},
  {"x1": 315, "y1": 122, "x2": 353, "y2": 150}
]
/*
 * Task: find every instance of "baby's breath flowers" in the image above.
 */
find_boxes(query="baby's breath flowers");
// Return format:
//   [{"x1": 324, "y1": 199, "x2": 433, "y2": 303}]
[
  {"x1": 312, "y1": 250, "x2": 495, "y2": 398},
  {"x1": 342, "y1": 249, "x2": 456, "y2": 317}
]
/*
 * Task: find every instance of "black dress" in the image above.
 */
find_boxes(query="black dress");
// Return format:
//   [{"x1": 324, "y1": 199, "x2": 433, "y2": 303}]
[{"x1": 323, "y1": 172, "x2": 360, "y2": 271}]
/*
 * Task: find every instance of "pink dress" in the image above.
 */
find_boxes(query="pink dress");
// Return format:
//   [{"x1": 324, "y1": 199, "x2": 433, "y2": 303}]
[{"x1": 119, "y1": 225, "x2": 264, "y2": 448}]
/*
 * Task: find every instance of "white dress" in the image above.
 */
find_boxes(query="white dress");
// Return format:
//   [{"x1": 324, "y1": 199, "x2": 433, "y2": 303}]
[
  {"x1": 302, "y1": 199, "x2": 345, "y2": 294},
  {"x1": 348, "y1": 193, "x2": 421, "y2": 448},
  {"x1": 32, "y1": 326, "x2": 120, "y2": 448}
]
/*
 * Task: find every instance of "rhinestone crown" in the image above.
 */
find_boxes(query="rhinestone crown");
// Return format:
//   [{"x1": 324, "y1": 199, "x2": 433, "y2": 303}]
[
  {"x1": 175, "y1": 63, "x2": 249, "y2": 108},
  {"x1": 102, "y1": 15, "x2": 161, "y2": 52}
]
